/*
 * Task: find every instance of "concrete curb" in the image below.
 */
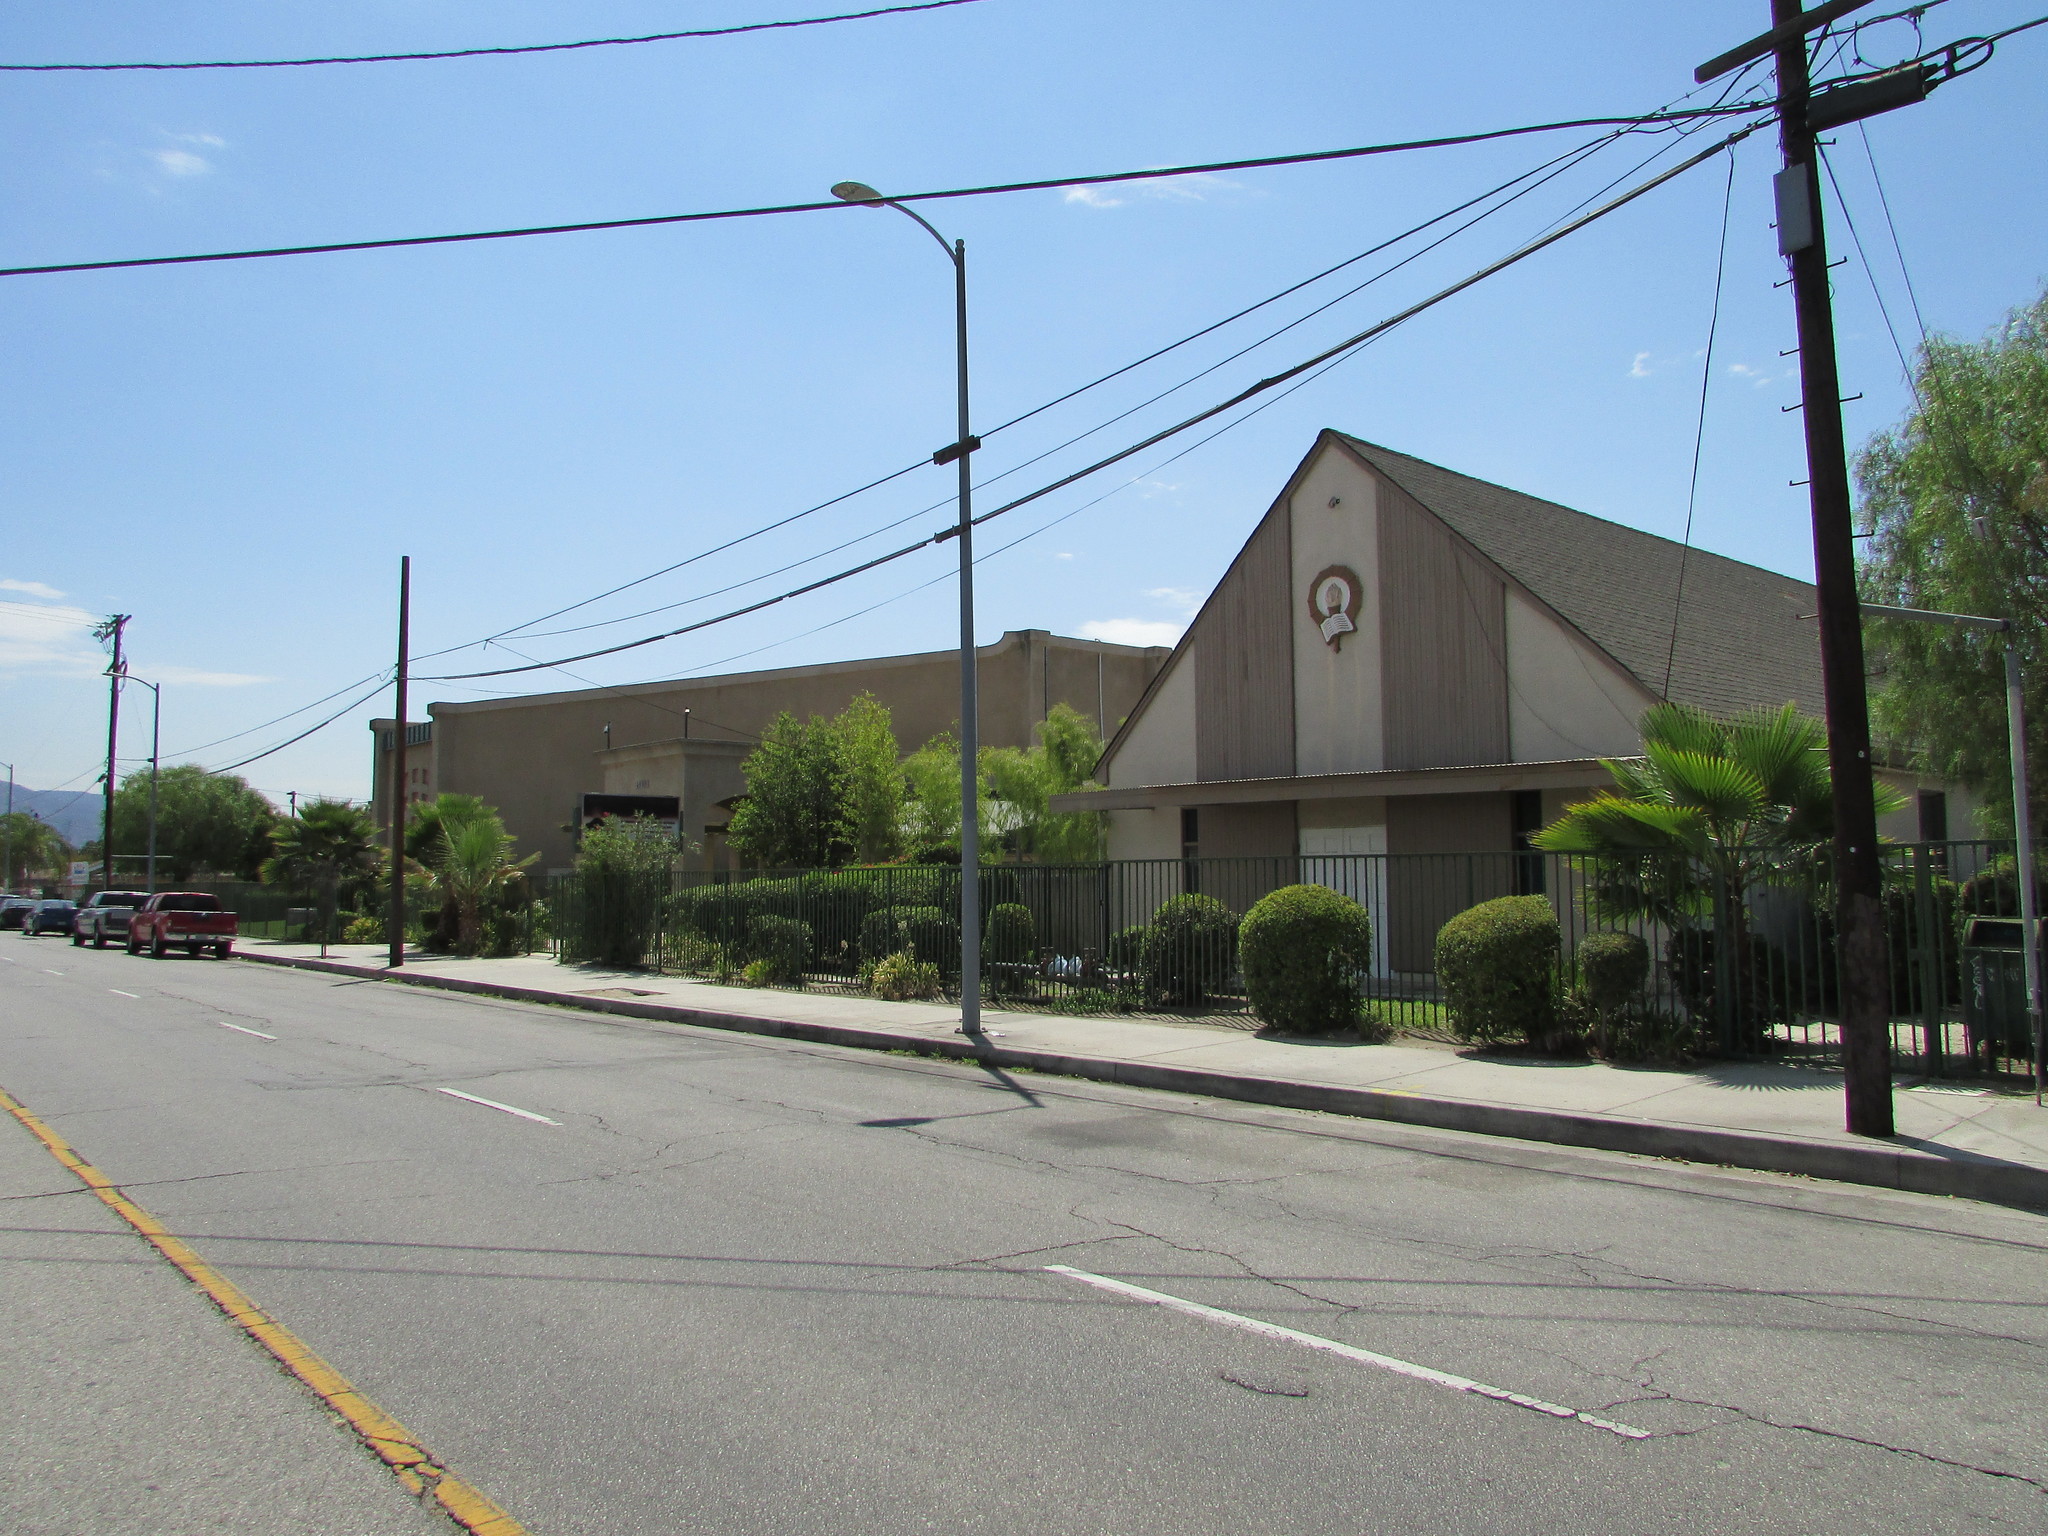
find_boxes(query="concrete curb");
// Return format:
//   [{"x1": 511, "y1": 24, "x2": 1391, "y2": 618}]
[{"x1": 237, "y1": 951, "x2": 2048, "y2": 1212}]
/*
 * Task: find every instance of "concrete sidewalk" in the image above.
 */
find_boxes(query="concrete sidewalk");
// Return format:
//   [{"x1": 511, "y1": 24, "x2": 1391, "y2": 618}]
[{"x1": 236, "y1": 941, "x2": 2048, "y2": 1209}]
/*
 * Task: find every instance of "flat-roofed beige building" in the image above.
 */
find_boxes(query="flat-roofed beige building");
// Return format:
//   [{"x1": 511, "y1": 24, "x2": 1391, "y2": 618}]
[{"x1": 372, "y1": 629, "x2": 1167, "y2": 873}]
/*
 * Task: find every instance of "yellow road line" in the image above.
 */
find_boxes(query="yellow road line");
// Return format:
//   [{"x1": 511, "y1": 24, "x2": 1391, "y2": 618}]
[{"x1": 0, "y1": 1082, "x2": 530, "y2": 1536}]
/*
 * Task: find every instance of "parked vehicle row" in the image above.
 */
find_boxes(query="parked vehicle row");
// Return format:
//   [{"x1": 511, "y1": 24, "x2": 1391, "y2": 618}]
[{"x1": 8, "y1": 891, "x2": 237, "y2": 959}]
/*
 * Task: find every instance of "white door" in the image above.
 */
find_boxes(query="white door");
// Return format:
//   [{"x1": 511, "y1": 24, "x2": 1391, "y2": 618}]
[{"x1": 1299, "y1": 826, "x2": 1389, "y2": 977}]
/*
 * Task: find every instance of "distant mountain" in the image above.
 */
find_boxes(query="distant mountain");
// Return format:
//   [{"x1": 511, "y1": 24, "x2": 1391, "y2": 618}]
[{"x1": 2, "y1": 783, "x2": 103, "y2": 847}]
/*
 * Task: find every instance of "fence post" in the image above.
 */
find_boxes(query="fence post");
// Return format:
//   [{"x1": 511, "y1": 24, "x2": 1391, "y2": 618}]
[
  {"x1": 1916, "y1": 845, "x2": 1943, "y2": 1077},
  {"x1": 1714, "y1": 875, "x2": 1737, "y2": 1055}
]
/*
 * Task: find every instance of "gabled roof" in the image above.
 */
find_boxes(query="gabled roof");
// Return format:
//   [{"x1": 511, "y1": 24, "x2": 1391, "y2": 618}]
[{"x1": 1336, "y1": 434, "x2": 1824, "y2": 719}]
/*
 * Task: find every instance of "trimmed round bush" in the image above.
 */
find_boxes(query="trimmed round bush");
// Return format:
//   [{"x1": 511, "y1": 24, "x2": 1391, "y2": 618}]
[
  {"x1": 746, "y1": 914, "x2": 812, "y2": 984},
  {"x1": 1577, "y1": 931, "x2": 1649, "y2": 1015},
  {"x1": 982, "y1": 902, "x2": 1037, "y2": 965},
  {"x1": 858, "y1": 906, "x2": 906, "y2": 963},
  {"x1": 1143, "y1": 894, "x2": 1239, "y2": 1006},
  {"x1": 1239, "y1": 884, "x2": 1374, "y2": 1036},
  {"x1": 1107, "y1": 925, "x2": 1149, "y2": 973},
  {"x1": 1435, "y1": 895, "x2": 1560, "y2": 1045}
]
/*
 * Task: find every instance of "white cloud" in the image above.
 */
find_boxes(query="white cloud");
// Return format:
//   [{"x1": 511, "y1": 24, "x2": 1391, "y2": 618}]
[
  {"x1": 1054, "y1": 551, "x2": 1074, "y2": 561},
  {"x1": 0, "y1": 578, "x2": 64, "y2": 600},
  {"x1": 0, "y1": 600, "x2": 102, "y2": 675},
  {"x1": 1728, "y1": 362, "x2": 1779, "y2": 389},
  {"x1": 1137, "y1": 172, "x2": 1242, "y2": 202},
  {"x1": 1063, "y1": 172, "x2": 1248, "y2": 212},
  {"x1": 149, "y1": 665, "x2": 275, "y2": 688},
  {"x1": 1630, "y1": 351, "x2": 1655, "y2": 378},
  {"x1": 1076, "y1": 618, "x2": 1185, "y2": 647},
  {"x1": 168, "y1": 131, "x2": 226, "y2": 147},
  {"x1": 151, "y1": 148, "x2": 211, "y2": 177},
  {"x1": 1145, "y1": 586, "x2": 1202, "y2": 614}
]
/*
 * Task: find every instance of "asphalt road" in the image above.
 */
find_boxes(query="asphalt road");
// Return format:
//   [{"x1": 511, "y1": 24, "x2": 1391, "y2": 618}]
[{"x1": 2, "y1": 939, "x2": 2045, "y2": 1535}]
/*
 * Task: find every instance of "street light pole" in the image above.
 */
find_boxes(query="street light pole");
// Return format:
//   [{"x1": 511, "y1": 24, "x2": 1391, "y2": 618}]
[
  {"x1": 832, "y1": 180, "x2": 984, "y2": 1036},
  {"x1": 2, "y1": 761, "x2": 13, "y2": 892},
  {"x1": 124, "y1": 679, "x2": 163, "y2": 895}
]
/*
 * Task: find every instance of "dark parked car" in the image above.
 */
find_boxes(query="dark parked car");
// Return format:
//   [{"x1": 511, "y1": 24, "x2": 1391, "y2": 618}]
[
  {"x1": 24, "y1": 899, "x2": 78, "y2": 936},
  {"x1": 0, "y1": 896, "x2": 36, "y2": 931}
]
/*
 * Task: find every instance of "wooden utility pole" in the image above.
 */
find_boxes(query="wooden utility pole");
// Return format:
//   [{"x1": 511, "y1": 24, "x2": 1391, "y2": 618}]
[
  {"x1": 1698, "y1": 0, "x2": 1898, "y2": 1133},
  {"x1": 95, "y1": 614, "x2": 130, "y2": 890},
  {"x1": 1767, "y1": 0, "x2": 1894, "y2": 1136},
  {"x1": 388, "y1": 558, "x2": 410, "y2": 969}
]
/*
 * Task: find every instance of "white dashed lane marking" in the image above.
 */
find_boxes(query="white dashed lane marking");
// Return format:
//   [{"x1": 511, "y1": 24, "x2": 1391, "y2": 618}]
[{"x1": 1044, "y1": 1265, "x2": 1650, "y2": 1439}]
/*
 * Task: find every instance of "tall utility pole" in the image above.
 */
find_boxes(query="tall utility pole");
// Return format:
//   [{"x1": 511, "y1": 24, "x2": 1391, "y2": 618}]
[
  {"x1": 1698, "y1": 0, "x2": 1914, "y2": 1136},
  {"x1": 1771, "y1": 0, "x2": 1893, "y2": 1136},
  {"x1": 388, "y1": 557, "x2": 410, "y2": 970},
  {"x1": 93, "y1": 614, "x2": 130, "y2": 891},
  {"x1": 2, "y1": 761, "x2": 14, "y2": 892}
]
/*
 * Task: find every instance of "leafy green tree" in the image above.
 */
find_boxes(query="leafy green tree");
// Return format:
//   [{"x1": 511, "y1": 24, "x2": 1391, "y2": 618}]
[
  {"x1": 973, "y1": 704, "x2": 1111, "y2": 864},
  {"x1": 109, "y1": 764, "x2": 275, "y2": 882},
  {"x1": 261, "y1": 799, "x2": 380, "y2": 956},
  {"x1": 836, "y1": 694, "x2": 906, "y2": 864},
  {"x1": 900, "y1": 732, "x2": 964, "y2": 862},
  {"x1": 727, "y1": 711, "x2": 851, "y2": 868},
  {"x1": 1858, "y1": 286, "x2": 2048, "y2": 831},
  {"x1": 1, "y1": 812, "x2": 72, "y2": 890}
]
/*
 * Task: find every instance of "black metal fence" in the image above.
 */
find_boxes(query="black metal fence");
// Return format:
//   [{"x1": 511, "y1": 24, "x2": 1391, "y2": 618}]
[{"x1": 546, "y1": 841, "x2": 2039, "y2": 1078}]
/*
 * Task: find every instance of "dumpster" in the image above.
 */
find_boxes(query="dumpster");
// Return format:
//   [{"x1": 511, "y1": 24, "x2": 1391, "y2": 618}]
[{"x1": 1960, "y1": 917, "x2": 2038, "y2": 1063}]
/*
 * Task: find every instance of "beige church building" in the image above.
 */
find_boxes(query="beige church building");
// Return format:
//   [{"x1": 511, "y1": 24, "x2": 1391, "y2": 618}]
[{"x1": 1058, "y1": 431, "x2": 1967, "y2": 872}]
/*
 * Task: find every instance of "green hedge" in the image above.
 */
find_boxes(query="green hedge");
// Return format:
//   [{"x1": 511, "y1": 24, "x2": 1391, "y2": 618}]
[
  {"x1": 1435, "y1": 895, "x2": 1559, "y2": 1045},
  {"x1": 1239, "y1": 884, "x2": 1374, "y2": 1036}
]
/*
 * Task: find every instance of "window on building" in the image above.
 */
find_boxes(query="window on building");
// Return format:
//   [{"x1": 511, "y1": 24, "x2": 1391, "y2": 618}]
[
  {"x1": 1511, "y1": 789, "x2": 1546, "y2": 896},
  {"x1": 1180, "y1": 807, "x2": 1200, "y2": 892}
]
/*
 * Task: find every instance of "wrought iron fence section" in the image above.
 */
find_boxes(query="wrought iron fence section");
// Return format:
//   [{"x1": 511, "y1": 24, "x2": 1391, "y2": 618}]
[{"x1": 543, "y1": 839, "x2": 2035, "y2": 1078}]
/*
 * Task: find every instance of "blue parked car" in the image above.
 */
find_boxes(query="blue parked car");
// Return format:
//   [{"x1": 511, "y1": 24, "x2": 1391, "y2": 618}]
[{"x1": 24, "y1": 899, "x2": 77, "y2": 937}]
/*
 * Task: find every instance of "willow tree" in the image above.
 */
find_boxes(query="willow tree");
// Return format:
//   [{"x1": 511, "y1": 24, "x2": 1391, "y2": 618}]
[{"x1": 1858, "y1": 286, "x2": 2048, "y2": 832}]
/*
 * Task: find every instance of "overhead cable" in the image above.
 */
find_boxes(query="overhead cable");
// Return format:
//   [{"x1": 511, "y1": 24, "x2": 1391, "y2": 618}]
[
  {"x1": 0, "y1": 105, "x2": 1773, "y2": 280},
  {"x1": 0, "y1": 1, "x2": 989, "y2": 71},
  {"x1": 421, "y1": 121, "x2": 1763, "y2": 683},
  {"x1": 454, "y1": 128, "x2": 1628, "y2": 655},
  {"x1": 207, "y1": 676, "x2": 394, "y2": 774}
]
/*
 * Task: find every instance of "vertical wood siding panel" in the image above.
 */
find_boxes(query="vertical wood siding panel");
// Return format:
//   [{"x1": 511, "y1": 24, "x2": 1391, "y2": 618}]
[
  {"x1": 1195, "y1": 509, "x2": 1296, "y2": 782},
  {"x1": 1376, "y1": 477, "x2": 1508, "y2": 770}
]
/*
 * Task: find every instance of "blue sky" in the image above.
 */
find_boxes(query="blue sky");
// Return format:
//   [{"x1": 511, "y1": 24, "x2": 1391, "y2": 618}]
[{"x1": 2, "y1": 0, "x2": 2044, "y2": 807}]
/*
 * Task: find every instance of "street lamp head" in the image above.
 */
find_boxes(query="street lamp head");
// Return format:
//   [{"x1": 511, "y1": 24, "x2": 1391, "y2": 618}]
[{"x1": 830, "y1": 181, "x2": 887, "y2": 205}]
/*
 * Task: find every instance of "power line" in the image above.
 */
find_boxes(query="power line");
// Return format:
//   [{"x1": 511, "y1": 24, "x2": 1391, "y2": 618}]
[
  {"x1": 1662, "y1": 151, "x2": 1739, "y2": 699},
  {"x1": 469, "y1": 127, "x2": 1631, "y2": 653},
  {"x1": 421, "y1": 121, "x2": 1762, "y2": 684},
  {"x1": 0, "y1": 105, "x2": 1772, "y2": 281},
  {"x1": 207, "y1": 677, "x2": 394, "y2": 774},
  {"x1": 0, "y1": 1, "x2": 990, "y2": 71}
]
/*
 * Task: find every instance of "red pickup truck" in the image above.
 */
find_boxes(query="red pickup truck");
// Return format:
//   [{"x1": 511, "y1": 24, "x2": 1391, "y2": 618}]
[{"x1": 127, "y1": 892, "x2": 237, "y2": 959}]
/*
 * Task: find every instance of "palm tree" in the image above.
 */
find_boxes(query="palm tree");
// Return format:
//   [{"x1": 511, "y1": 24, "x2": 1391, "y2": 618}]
[
  {"x1": 404, "y1": 794, "x2": 496, "y2": 949},
  {"x1": 426, "y1": 814, "x2": 535, "y2": 955},
  {"x1": 262, "y1": 799, "x2": 379, "y2": 957},
  {"x1": 1534, "y1": 702, "x2": 1904, "y2": 1041}
]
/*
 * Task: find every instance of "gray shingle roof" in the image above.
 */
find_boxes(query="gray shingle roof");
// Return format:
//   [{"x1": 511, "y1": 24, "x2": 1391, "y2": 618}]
[{"x1": 1338, "y1": 434, "x2": 1825, "y2": 719}]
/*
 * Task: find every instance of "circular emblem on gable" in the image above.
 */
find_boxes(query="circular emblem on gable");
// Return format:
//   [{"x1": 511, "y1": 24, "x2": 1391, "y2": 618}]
[{"x1": 1307, "y1": 564, "x2": 1363, "y2": 649}]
